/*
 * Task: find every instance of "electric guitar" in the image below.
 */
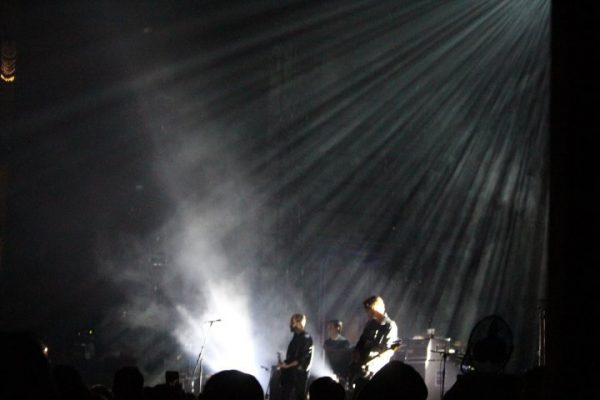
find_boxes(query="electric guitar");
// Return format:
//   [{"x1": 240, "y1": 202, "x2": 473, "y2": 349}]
[{"x1": 348, "y1": 340, "x2": 402, "y2": 382}]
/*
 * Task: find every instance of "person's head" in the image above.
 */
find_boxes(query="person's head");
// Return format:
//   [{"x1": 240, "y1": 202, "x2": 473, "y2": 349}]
[
  {"x1": 309, "y1": 377, "x2": 345, "y2": 400},
  {"x1": 471, "y1": 336, "x2": 510, "y2": 374},
  {"x1": 165, "y1": 370, "x2": 179, "y2": 386},
  {"x1": 363, "y1": 295, "x2": 386, "y2": 320},
  {"x1": 357, "y1": 361, "x2": 428, "y2": 400},
  {"x1": 470, "y1": 318, "x2": 513, "y2": 374},
  {"x1": 112, "y1": 366, "x2": 144, "y2": 400},
  {"x1": 202, "y1": 370, "x2": 263, "y2": 400},
  {"x1": 52, "y1": 364, "x2": 92, "y2": 400},
  {"x1": 90, "y1": 384, "x2": 112, "y2": 400},
  {"x1": 327, "y1": 320, "x2": 343, "y2": 339},
  {"x1": 290, "y1": 314, "x2": 307, "y2": 333},
  {"x1": 0, "y1": 331, "x2": 57, "y2": 400}
]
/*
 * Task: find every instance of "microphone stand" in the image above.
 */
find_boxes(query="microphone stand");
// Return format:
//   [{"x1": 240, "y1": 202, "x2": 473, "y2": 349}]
[
  {"x1": 193, "y1": 320, "x2": 218, "y2": 394},
  {"x1": 431, "y1": 348, "x2": 452, "y2": 400},
  {"x1": 261, "y1": 365, "x2": 272, "y2": 400}
]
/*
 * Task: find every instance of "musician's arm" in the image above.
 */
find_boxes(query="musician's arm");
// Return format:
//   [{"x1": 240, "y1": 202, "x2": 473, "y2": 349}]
[
  {"x1": 279, "y1": 360, "x2": 299, "y2": 369},
  {"x1": 277, "y1": 351, "x2": 295, "y2": 369},
  {"x1": 352, "y1": 333, "x2": 367, "y2": 361},
  {"x1": 298, "y1": 336, "x2": 313, "y2": 370},
  {"x1": 384, "y1": 321, "x2": 399, "y2": 349},
  {"x1": 281, "y1": 336, "x2": 313, "y2": 370}
]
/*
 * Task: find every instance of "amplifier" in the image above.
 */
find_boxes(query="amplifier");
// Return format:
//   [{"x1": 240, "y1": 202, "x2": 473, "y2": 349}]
[
  {"x1": 401, "y1": 337, "x2": 461, "y2": 400},
  {"x1": 403, "y1": 338, "x2": 430, "y2": 361}
]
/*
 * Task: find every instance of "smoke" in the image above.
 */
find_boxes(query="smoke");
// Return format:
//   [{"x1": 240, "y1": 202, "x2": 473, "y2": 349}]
[
  {"x1": 93, "y1": 0, "x2": 550, "y2": 388},
  {"x1": 92, "y1": 91, "x2": 310, "y2": 389}
]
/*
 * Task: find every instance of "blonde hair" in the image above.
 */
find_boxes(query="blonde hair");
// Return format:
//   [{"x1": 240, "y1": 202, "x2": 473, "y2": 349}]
[
  {"x1": 363, "y1": 295, "x2": 385, "y2": 314},
  {"x1": 291, "y1": 313, "x2": 307, "y2": 327}
]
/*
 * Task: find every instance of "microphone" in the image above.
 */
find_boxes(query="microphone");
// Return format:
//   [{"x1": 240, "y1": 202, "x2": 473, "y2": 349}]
[{"x1": 204, "y1": 319, "x2": 222, "y2": 324}]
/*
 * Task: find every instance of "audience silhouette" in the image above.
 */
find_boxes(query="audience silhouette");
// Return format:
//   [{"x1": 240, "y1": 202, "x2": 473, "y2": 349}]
[
  {"x1": 308, "y1": 377, "x2": 345, "y2": 400},
  {"x1": 0, "y1": 331, "x2": 58, "y2": 400},
  {"x1": 112, "y1": 366, "x2": 145, "y2": 400},
  {"x1": 52, "y1": 364, "x2": 94, "y2": 400},
  {"x1": 201, "y1": 369, "x2": 263, "y2": 400},
  {"x1": 442, "y1": 315, "x2": 520, "y2": 400},
  {"x1": 90, "y1": 384, "x2": 113, "y2": 400},
  {"x1": 145, "y1": 370, "x2": 187, "y2": 400},
  {"x1": 356, "y1": 361, "x2": 428, "y2": 400},
  {"x1": 0, "y1": 328, "x2": 549, "y2": 400}
]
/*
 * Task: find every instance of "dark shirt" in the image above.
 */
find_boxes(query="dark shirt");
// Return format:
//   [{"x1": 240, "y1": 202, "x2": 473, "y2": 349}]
[
  {"x1": 324, "y1": 336, "x2": 351, "y2": 376},
  {"x1": 324, "y1": 335, "x2": 350, "y2": 351},
  {"x1": 355, "y1": 315, "x2": 398, "y2": 361},
  {"x1": 286, "y1": 331, "x2": 314, "y2": 372}
]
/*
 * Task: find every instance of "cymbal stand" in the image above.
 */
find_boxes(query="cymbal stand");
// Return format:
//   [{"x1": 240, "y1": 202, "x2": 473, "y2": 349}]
[{"x1": 193, "y1": 321, "x2": 217, "y2": 394}]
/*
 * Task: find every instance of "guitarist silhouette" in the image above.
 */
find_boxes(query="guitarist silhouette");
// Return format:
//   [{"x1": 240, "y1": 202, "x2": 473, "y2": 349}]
[
  {"x1": 278, "y1": 314, "x2": 313, "y2": 400},
  {"x1": 349, "y1": 296, "x2": 398, "y2": 397}
]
